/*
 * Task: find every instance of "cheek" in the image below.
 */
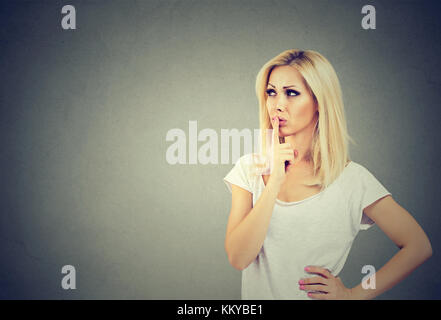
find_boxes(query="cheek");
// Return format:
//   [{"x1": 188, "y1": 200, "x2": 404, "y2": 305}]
[
  {"x1": 290, "y1": 99, "x2": 315, "y2": 117},
  {"x1": 266, "y1": 99, "x2": 272, "y2": 109},
  {"x1": 266, "y1": 102, "x2": 272, "y2": 114}
]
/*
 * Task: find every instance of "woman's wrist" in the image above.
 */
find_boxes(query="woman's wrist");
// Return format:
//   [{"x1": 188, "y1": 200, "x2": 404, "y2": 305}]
[
  {"x1": 349, "y1": 284, "x2": 370, "y2": 300},
  {"x1": 266, "y1": 177, "x2": 282, "y2": 193}
]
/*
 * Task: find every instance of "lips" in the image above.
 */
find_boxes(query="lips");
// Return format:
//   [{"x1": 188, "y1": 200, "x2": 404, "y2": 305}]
[
  {"x1": 272, "y1": 115, "x2": 287, "y2": 121},
  {"x1": 272, "y1": 116, "x2": 287, "y2": 126},
  {"x1": 277, "y1": 117, "x2": 287, "y2": 126}
]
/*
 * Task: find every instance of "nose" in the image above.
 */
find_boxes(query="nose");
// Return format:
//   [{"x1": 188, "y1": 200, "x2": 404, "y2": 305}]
[
  {"x1": 275, "y1": 95, "x2": 288, "y2": 111},
  {"x1": 269, "y1": 104, "x2": 285, "y2": 118},
  {"x1": 276, "y1": 105, "x2": 286, "y2": 113}
]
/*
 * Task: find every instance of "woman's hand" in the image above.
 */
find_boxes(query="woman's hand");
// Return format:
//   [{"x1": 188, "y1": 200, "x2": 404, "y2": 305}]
[
  {"x1": 267, "y1": 116, "x2": 296, "y2": 187},
  {"x1": 299, "y1": 266, "x2": 354, "y2": 300}
]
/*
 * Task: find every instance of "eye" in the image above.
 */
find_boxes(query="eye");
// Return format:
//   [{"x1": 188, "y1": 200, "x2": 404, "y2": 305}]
[
  {"x1": 286, "y1": 89, "x2": 299, "y2": 96},
  {"x1": 265, "y1": 88, "x2": 300, "y2": 97},
  {"x1": 265, "y1": 89, "x2": 276, "y2": 96}
]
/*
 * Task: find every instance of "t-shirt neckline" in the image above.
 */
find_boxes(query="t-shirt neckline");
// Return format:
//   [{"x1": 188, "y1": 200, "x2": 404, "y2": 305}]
[{"x1": 259, "y1": 161, "x2": 353, "y2": 206}]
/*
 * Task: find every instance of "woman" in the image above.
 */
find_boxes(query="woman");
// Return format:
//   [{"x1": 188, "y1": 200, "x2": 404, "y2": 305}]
[{"x1": 223, "y1": 49, "x2": 432, "y2": 300}]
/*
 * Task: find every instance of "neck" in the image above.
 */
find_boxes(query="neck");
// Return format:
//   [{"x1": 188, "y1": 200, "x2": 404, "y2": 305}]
[{"x1": 283, "y1": 129, "x2": 315, "y2": 167}]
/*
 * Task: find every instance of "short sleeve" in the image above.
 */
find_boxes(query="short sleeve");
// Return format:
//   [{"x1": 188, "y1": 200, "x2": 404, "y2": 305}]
[
  {"x1": 350, "y1": 164, "x2": 392, "y2": 231},
  {"x1": 223, "y1": 155, "x2": 253, "y2": 194}
]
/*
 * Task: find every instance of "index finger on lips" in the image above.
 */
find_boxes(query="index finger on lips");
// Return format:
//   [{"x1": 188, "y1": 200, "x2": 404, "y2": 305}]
[{"x1": 272, "y1": 116, "x2": 279, "y2": 146}]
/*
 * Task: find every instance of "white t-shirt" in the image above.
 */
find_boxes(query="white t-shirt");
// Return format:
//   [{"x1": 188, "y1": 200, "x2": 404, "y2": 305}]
[{"x1": 223, "y1": 153, "x2": 391, "y2": 300}]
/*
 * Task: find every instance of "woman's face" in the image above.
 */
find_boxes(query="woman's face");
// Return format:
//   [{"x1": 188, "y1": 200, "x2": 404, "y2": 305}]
[{"x1": 266, "y1": 65, "x2": 318, "y2": 137}]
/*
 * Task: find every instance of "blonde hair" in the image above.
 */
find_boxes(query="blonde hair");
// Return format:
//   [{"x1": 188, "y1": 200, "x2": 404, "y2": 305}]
[{"x1": 249, "y1": 49, "x2": 356, "y2": 191}]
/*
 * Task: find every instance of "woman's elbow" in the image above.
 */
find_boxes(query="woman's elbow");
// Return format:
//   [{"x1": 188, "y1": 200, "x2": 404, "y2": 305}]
[
  {"x1": 225, "y1": 249, "x2": 249, "y2": 271},
  {"x1": 409, "y1": 232, "x2": 433, "y2": 261},
  {"x1": 224, "y1": 237, "x2": 254, "y2": 271},
  {"x1": 424, "y1": 238, "x2": 433, "y2": 259},
  {"x1": 420, "y1": 230, "x2": 433, "y2": 259},
  {"x1": 230, "y1": 260, "x2": 246, "y2": 271},
  {"x1": 226, "y1": 251, "x2": 247, "y2": 271}
]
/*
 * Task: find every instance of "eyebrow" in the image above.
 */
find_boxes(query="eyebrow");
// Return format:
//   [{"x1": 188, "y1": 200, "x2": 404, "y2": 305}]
[{"x1": 267, "y1": 83, "x2": 299, "y2": 89}]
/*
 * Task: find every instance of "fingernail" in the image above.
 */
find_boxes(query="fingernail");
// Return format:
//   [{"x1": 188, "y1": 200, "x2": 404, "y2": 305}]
[
  {"x1": 299, "y1": 285, "x2": 305, "y2": 290},
  {"x1": 308, "y1": 293, "x2": 312, "y2": 297},
  {"x1": 304, "y1": 266, "x2": 310, "y2": 271},
  {"x1": 298, "y1": 279, "x2": 304, "y2": 284}
]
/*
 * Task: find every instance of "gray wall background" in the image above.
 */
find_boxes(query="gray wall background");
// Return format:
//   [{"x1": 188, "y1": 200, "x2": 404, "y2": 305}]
[{"x1": 1, "y1": 0, "x2": 440, "y2": 299}]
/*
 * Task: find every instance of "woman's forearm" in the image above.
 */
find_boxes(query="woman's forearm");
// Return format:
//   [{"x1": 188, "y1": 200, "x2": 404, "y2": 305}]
[
  {"x1": 225, "y1": 180, "x2": 281, "y2": 271},
  {"x1": 350, "y1": 237, "x2": 432, "y2": 300}
]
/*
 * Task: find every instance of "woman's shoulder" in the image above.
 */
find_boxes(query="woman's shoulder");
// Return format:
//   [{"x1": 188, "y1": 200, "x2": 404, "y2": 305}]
[
  {"x1": 237, "y1": 153, "x2": 267, "y2": 167},
  {"x1": 239, "y1": 152, "x2": 266, "y2": 162},
  {"x1": 236, "y1": 153, "x2": 268, "y2": 177},
  {"x1": 345, "y1": 160, "x2": 371, "y2": 175},
  {"x1": 340, "y1": 160, "x2": 380, "y2": 187}
]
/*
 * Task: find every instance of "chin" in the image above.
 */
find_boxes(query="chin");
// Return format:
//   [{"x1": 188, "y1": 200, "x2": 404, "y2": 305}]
[{"x1": 279, "y1": 128, "x2": 293, "y2": 136}]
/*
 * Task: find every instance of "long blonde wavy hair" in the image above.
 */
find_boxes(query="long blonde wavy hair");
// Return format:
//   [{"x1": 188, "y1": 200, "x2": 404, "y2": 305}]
[{"x1": 249, "y1": 49, "x2": 356, "y2": 191}]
